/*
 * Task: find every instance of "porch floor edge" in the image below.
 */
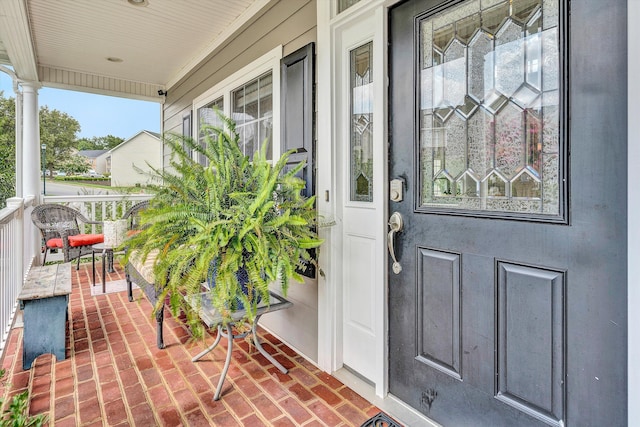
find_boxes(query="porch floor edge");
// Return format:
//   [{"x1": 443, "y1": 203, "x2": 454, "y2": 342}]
[{"x1": 332, "y1": 368, "x2": 440, "y2": 427}]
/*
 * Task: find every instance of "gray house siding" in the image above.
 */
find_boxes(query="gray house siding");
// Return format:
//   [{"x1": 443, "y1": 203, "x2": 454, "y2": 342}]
[{"x1": 161, "y1": 0, "x2": 319, "y2": 361}]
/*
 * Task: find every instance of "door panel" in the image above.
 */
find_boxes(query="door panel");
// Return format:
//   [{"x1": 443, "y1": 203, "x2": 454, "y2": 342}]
[{"x1": 388, "y1": 0, "x2": 627, "y2": 425}]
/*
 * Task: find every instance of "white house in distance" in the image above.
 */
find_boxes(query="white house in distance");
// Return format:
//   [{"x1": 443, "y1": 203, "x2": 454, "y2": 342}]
[
  {"x1": 77, "y1": 149, "x2": 108, "y2": 174},
  {"x1": 108, "y1": 131, "x2": 161, "y2": 187}
]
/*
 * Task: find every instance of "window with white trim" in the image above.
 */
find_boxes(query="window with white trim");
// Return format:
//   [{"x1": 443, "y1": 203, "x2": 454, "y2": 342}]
[{"x1": 194, "y1": 47, "x2": 282, "y2": 164}]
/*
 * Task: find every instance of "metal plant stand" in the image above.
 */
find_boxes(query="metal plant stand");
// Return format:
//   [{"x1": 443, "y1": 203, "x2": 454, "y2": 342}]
[{"x1": 189, "y1": 291, "x2": 292, "y2": 400}]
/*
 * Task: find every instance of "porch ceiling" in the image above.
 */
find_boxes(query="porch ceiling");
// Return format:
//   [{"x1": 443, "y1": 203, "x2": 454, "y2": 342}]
[{"x1": 0, "y1": 0, "x2": 270, "y2": 102}]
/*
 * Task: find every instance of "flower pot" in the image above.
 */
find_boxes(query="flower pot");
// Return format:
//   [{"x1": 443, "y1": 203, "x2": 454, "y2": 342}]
[
  {"x1": 207, "y1": 262, "x2": 261, "y2": 311},
  {"x1": 103, "y1": 219, "x2": 127, "y2": 247}
]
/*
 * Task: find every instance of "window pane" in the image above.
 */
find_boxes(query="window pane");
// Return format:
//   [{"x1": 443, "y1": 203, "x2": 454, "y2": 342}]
[
  {"x1": 338, "y1": 0, "x2": 361, "y2": 13},
  {"x1": 350, "y1": 42, "x2": 373, "y2": 202},
  {"x1": 232, "y1": 72, "x2": 273, "y2": 160},
  {"x1": 419, "y1": 0, "x2": 561, "y2": 216},
  {"x1": 197, "y1": 97, "x2": 223, "y2": 166}
]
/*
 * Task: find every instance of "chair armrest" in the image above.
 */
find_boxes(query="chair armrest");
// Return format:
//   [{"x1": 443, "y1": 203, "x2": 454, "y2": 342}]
[{"x1": 79, "y1": 218, "x2": 103, "y2": 226}]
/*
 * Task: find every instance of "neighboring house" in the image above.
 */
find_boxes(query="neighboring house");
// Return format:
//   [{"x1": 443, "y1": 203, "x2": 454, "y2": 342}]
[
  {"x1": 1, "y1": 0, "x2": 637, "y2": 425},
  {"x1": 95, "y1": 151, "x2": 110, "y2": 175},
  {"x1": 108, "y1": 131, "x2": 161, "y2": 187},
  {"x1": 77, "y1": 149, "x2": 108, "y2": 173}
]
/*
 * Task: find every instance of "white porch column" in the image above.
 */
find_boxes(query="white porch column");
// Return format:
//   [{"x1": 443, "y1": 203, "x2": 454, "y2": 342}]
[{"x1": 20, "y1": 82, "x2": 40, "y2": 200}]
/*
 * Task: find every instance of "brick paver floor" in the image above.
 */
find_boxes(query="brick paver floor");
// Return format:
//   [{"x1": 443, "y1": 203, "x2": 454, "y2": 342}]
[{"x1": 0, "y1": 260, "x2": 394, "y2": 426}]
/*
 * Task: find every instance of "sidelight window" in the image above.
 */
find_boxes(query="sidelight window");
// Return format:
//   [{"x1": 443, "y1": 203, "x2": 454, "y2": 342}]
[{"x1": 350, "y1": 42, "x2": 374, "y2": 202}]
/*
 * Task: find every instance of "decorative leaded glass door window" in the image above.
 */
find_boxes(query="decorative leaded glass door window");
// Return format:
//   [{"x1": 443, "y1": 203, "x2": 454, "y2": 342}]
[
  {"x1": 419, "y1": 0, "x2": 563, "y2": 219},
  {"x1": 350, "y1": 42, "x2": 374, "y2": 202}
]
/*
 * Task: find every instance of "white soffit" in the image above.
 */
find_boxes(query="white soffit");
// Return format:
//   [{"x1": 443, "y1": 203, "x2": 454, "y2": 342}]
[{"x1": 1, "y1": 0, "x2": 270, "y2": 99}]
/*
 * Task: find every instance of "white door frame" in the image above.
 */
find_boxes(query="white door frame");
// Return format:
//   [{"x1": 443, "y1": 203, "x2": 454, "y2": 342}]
[{"x1": 316, "y1": 0, "x2": 390, "y2": 397}]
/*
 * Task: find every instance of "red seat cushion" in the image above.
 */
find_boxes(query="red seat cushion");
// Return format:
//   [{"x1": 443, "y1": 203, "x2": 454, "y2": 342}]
[
  {"x1": 46, "y1": 238, "x2": 63, "y2": 248},
  {"x1": 67, "y1": 234, "x2": 104, "y2": 247}
]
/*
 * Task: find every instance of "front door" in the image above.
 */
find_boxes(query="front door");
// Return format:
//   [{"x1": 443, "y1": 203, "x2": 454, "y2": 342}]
[{"x1": 388, "y1": 0, "x2": 627, "y2": 426}]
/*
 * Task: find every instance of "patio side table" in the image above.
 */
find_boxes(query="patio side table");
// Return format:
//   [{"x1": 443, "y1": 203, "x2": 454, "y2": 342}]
[
  {"x1": 188, "y1": 291, "x2": 293, "y2": 400},
  {"x1": 91, "y1": 243, "x2": 117, "y2": 294}
]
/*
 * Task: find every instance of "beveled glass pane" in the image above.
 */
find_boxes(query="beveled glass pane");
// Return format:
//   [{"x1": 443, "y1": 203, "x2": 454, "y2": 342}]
[
  {"x1": 456, "y1": 13, "x2": 481, "y2": 43},
  {"x1": 511, "y1": 168, "x2": 541, "y2": 198},
  {"x1": 443, "y1": 114, "x2": 466, "y2": 179},
  {"x1": 418, "y1": 0, "x2": 561, "y2": 216},
  {"x1": 350, "y1": 42, "x2": 374, "y2": 202},
  {"x1": 467, "y1": 108, "x2": 494, "y2": 176},
  {"x1": 482, "y1": 2, "x2": 510, "y2": 35},
  {"x1": 525, "y1": 109, "x2": 542, "y2": 172},
  {"x1": 485, "y1": 172, "x2": 507, "y2": 197},
  {"x1": 495, "y1": 19, "x2": 525, "y2": 98},
  {"x1": 542, "y1": 91, "x2": 559, "y2": 153},
  {"x1": 542, "y1": 27, "x2": 559, "y2": 91},
  {"x1": 434, "y1": 25, "x2": 454, "y2": 51},
  {"x1": 512, "y1": 0, "x2": 541, "y2": 23},
  {"x1": 542, "y1": 154, "x2": 559, "y2": 214},
  {"x1": 495, "y1": 102, "x2": 525, "y2": 177},
  {"x1": 434, "y1": 173, "x2": 454, "y2": 196},
  {"x1": 542, "y1": 0, "x2": 559, "y2": 29},
  {"x1": 468, "y1": 30, "x2": 493, "y2": 102},
  {"x1": 457, "y1": 172, "x2": 480, "y2": 197},
  {"x1": 443, "y1": 39, "x2": 467, "y2": 108}
]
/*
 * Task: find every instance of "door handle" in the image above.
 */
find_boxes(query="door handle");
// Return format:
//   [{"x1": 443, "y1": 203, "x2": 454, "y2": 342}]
[{"x1": 388, "y1": 211, "x2": 403, "y2": 274}]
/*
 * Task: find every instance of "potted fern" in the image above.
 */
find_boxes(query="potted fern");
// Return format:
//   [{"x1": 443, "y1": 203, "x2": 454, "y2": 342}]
[{"x1": 123, "y1": 113, "x2": 323, "y2": 337}]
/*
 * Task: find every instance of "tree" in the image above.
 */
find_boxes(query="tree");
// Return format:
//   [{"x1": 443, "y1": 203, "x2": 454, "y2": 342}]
[
  {"x1": 0, "y1": 93, "x2": 82, "y2": 207},
  {"x1": 60, "y1": 154, "x2": 90, "y2": 175},
  {"x1": 39, "y1": 106, "x2": 81, "y2": 176},
  {"x1": 76, "y1": 135, "x2": 123, "y2": 150},
  {"x1": 0, "y1": 92, "x2": 16, "y2": 208}
]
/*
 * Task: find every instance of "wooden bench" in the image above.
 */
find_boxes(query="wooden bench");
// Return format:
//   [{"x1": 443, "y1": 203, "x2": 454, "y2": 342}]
[{"x1": 18, "y1": 263, "x2": 72, "y2": 370}]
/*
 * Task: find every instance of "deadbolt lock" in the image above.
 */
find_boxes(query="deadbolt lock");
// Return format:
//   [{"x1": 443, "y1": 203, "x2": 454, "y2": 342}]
[{"x1": 390, "y1": 178, "x2": 404, "y2": 202}]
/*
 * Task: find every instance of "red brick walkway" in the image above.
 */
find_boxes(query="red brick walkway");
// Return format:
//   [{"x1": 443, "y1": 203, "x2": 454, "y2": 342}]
[{"x1": 0, "y1": 261, "x2": 392, "y2": 426}]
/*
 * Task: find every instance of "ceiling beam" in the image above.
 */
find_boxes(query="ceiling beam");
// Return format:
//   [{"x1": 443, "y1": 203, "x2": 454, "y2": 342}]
[{"x1": 0, "y1": 0, "x2": 38, "y2": 82}]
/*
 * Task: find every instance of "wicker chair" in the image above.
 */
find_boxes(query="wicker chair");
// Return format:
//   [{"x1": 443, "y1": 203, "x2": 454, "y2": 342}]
[
  {"x1": 31, "y1": 204, "x2": 104, "y2": 269},
  {"x1": 122, "y1": 200, "x2": 149, "y2": 233}
]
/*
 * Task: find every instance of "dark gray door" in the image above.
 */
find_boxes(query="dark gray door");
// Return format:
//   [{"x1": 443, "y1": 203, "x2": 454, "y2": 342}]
[{"x1": 388, "y1": 0, "x2": 627, "y2": 426}]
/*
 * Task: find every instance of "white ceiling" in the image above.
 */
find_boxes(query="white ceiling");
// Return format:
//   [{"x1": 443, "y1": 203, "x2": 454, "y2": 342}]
[{"x1": 0, "y1": 0, "x2": 270, "y2": 101}]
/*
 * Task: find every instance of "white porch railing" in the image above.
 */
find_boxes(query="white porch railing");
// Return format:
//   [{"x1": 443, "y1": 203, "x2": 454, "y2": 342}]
[
  {"x1": 0, "y1": 196, "x2": 36, "y2": 353},
  {"x1": 0, "y1": 193, "x2": 153, "y2": 357},
  {"x1": 43, "y1": 194, "x2": 153, "y2": 233}
]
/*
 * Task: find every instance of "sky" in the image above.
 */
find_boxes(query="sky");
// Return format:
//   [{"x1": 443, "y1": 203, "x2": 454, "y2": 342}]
[{"x1": 0, "y1": 71, "x2": 160, "y2": 141}]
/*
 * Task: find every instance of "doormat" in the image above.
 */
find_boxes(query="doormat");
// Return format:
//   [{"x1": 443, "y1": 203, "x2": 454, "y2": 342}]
[
  {"x1": 360, "y1": 412, "x2": 403, "y2": 427},
  {"x1": 91, "y1": 279, "x2": 137, "y2": 296}
]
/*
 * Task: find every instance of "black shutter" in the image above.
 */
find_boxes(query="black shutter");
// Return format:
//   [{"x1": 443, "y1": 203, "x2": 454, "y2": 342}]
[
  {"x1": 281, "y1": 42, "x2": 315, "y2": 198},
  {"x1": 281, "y1": 42, "x2": 316, "y2": 278}
]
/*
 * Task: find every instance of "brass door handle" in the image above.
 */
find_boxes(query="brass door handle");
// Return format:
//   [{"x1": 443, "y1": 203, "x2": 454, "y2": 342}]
[{"x1": 388, "y1": 211, "x2": 403, "y2": 274}]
